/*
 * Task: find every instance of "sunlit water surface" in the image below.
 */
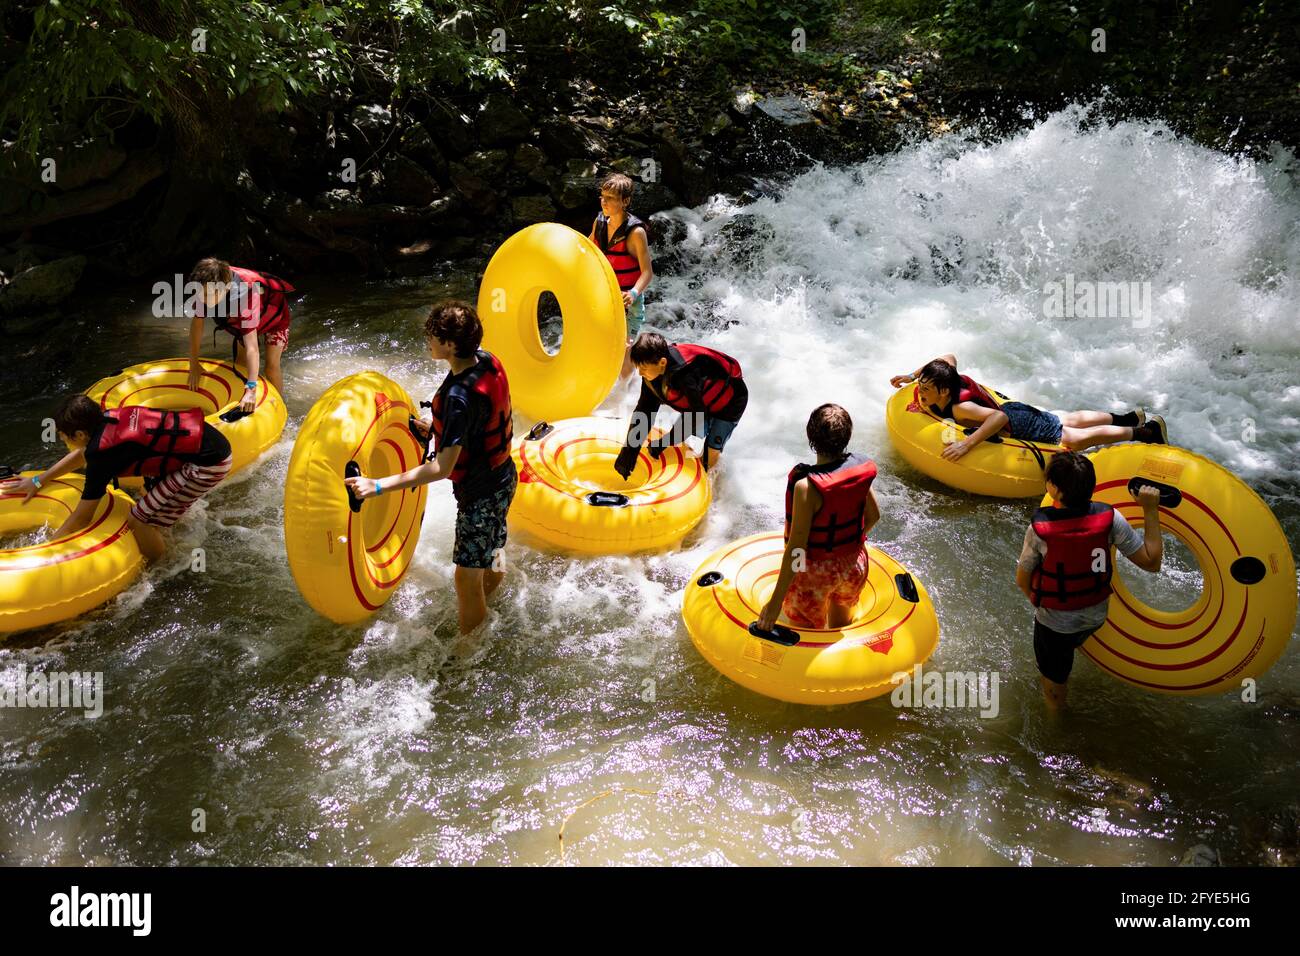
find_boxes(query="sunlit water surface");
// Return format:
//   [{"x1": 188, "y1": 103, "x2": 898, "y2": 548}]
[{"x1": 2, "y1": 106, "x2": 1298, "y2": 865}]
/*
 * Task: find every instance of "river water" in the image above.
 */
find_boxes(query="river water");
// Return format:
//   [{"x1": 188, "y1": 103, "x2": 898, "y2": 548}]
[{"x1": 2, "y1": 105, "x2": 1298, "y2": 865}]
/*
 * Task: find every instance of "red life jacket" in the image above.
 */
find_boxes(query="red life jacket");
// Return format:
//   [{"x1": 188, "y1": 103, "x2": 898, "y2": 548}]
[
  {"x1": 95, "y1": 406, "x2": 205, "y2": 478},
  {"x1": 657, "y1": 344, "x2": 744, "y2": 415},
  {"x1": 784, "y1": 453, "x2": 877, "y2": 557},
  {"x1": 929, "y1": 374, "x2": 997, "y2": 419},
  {"x1": 595, "y1": 213, "x2": 646, "y2": 291},
  {"x1": 202, "y1": 266, "x2": 295, "y2": 340},
  {"x1": 429, "y1": 350, "x2": 513, "y2": 482},
  {"x1": 1029, "y1": 501, "x2": 1116, "y2": 610}
]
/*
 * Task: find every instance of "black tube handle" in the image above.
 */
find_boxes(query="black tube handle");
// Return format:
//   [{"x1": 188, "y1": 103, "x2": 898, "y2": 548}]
[
  {"x1": 526, "y1": 421, "x2": 554, "y2": 441},
  {"x1": 1127, "y1": 476, "x2": 1182, "y2": 508},
  {"x1": 344, "y1": 460, "x2": 364, "y2": 513},
  {"x1": 747, "y1": 622, "x2": 801, "y2": 646}
]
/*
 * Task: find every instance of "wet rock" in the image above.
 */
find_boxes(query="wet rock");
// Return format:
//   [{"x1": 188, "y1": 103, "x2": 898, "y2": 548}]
[
  {"x1": 717, "y1": 214, "x2": 775, "y2": 272},
  {"x1": 399, "y1": 124, "x2": 448, "y2": 179},
  {"x1": 511, "y1": 143, "x2": 553, "y2": 188},
  {"x1": 744, "y1": 93, "x2": 835, "y2": 163},
  {"x1": 477, "y1": 93, "x2": 534, "y2": 147},
  {"x1": 554, "y1": 159, "x2": 601, "y2": 210},
  {"x1": 0, "y1": 308, "x2": 58, "y2": 335},
  {"x1": 730, "y1": 87, "x2": 759, "y2": 121},
  {"x1": 346, "y1": 104, "x2": 394, "y2": 150},
  {"x1": 313, "y1": 188, "x2": 363, "y2": 210},
  {"x1": 510, "y1": 194, "x2": 557, "y2": 224},
  {"x1": 0, "y1": 256, "x2": 87, "y2": 316},
  {"x1": 427, "y1": 106, "x2": 476, "y2": 155},
  {"x1": 753, "y1": 94, "x2": 818, "y2": 128},
  {"x1": 449, "y1": 149, "x2": 510, "y2": 213},
  {"x1": 539, "y1": 116, "x2": 608, "y2": 159},
  {"x1": 47, "y1": 140, "x2": 128, "y2": 193},
  {"x1": 357, "y1": 166, "x2": 384, "y2": 198},
  {"x1": 650, "y1": 127, "x2": 715, "y2": 206},
  {"x1": 1179, "y1": 844, "x2": 1220, "y2": 867},
  {"x1": 0, "y1": 242, "x2": 58, "y2": 277},
  {"x1": 706, "y1": 112, "x2": 732, "y2": 136},
  {"x1": 379, "y1": 154, "x2": 441, "y2": 206},
  {"x1": 606, "y1": 157, "x2": 681, "y2": 214}
]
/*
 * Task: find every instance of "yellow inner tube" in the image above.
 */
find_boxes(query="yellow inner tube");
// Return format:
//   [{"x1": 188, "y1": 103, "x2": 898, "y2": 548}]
[
  {"x1": 0, "y1": 472, "x2": 143, "y2": 635},
  {"x1": 682, "y1": 532, "x2": 940, "y2": 705},
  {"x1": 885, "y1": 382, "x2": 1063, "y2": 498},
  {"x1": 478, "y1": 223, "x2": 626, "y2": 422},
  {"x1": 86, "y1": 358, "x2": 287, "y2": 478},
  {"x1": 284, "y1": 372, "x2": 428, "y2": 624},
  {"x1": 1079, "y1": 444, "x2": 1296, "y2": 695},
  {"x1": 510, "y1": 416, "x2": 711, "y2": 555}
]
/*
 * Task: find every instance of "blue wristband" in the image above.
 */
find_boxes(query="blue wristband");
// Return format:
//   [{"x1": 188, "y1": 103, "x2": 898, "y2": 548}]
[
  {"x1": 373, "y1": 479, "x2": 382, "y2": 496},
  {"x1": 31, "y1": 475, "x2": 43, "y2": 489},
  {"x1": 245, "y1": 380, "x2": 257, "y2": 389}
]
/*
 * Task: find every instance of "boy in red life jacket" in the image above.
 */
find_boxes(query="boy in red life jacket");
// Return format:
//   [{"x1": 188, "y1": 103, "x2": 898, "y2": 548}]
[
  {"x1": 8, "y1": 395, "x2": 232, "y2": 562},
  {"x1": 889, "y1": 353, "x2": 1168, "y2": 459},
  {"x1": 588, "y1": 173, "x2": 653, "y2": 381},
  {"x1": 613, "y1": 331, "x2": 747, "y2": 479},
  {"x1": 1015, "y1": 451, "x2": 1164, "y2": 709},
  {"x1": 757, "y1": 404, "x2": 881, "y2": 631},
  {"x1": 187, "y1": 257, "x2": 295, "y2": 409},
  {"x1": 345, "y1": 301, "x2": 517, "y2": 638}
]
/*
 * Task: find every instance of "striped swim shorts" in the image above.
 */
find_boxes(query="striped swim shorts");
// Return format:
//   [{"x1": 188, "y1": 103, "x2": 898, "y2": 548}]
[{"x1": 130, "y1": 457, "x2": 233, "y2": 528}]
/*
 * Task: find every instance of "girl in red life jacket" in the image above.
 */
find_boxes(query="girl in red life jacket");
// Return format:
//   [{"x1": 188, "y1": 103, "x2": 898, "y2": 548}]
[
  {"x1": 1013, "y1": 451, "x2": 1165, "y2": 710},
  {"x1": 345, "y1": 301, "x2": 517, "y2": 640},
  {"x1": 589, "y1": 172, "x2": 654, "y2": 382},
  {"x1": 188, "y1": 257, "x2": 295, "y2": 409},
  {"x1": 889, "y1": 353, "x2": 1169, "y2": 459},
  {"x1": 757, "y1": 404, "x2": 881, "y2": 632},
  {"x1": 7, "y1": 394, "x2": 233, "y2": 562}
]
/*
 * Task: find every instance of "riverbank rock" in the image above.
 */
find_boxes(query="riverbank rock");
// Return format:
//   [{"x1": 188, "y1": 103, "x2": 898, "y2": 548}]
[
  {"x1": 0, "y1": 255, "x2": 87, "y2": 316},
  {"x1": 379, "y1": 155, "x2": 441, "y2": 206},
  {"x1": 511, "y1": 143, "x2": 553, "y2": 189},
  {"x1": 607, "y1": 156, "x2": 681, "y2": 213},
  {"x1": 478, "y1": 93, "x2": 533, "y2": 147},
  {"x1": 1179, "y1": 844, "x2": 1220, "y2": 866},
  {"x1": 449, "y1": 150, "x2": 511, "y2": 213},
  {"x1": 554, "y1": 159, "x2": 601, "y2": 210},
  {"x1": 539, "y1": 116, "x2": 608, "y2": 159},
  {"x1": 511, "y1": 194, "x2": 557, "y2": 224},
  {"x1": 398, "y1": 124, "x2": 449, "y2": 180},
  {"x1": 428, "y1": 107, "x2": 476, "y2": 156},
  {"x1": 347, "y1": 104, "x2": 394, "y2": 149}
]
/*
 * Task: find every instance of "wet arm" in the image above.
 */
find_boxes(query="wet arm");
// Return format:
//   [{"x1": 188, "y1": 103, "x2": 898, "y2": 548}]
[
  {"x1": 189, "y1": 316, "x2": 204, "y2": 363},
  {"x1": 766, "y1": 481, "x2": 817, "y2": 613},
  {"x1": 384, "y1": 444, "x2": 460, "y2": 492},
  {"x1": 50, "y1": 498, "x2": 97, "y2": 540},
  {"x1": 39, "y1": 447, "x2": 86, "y2": 484},
  {"x1": 953, "y1": 403, "x2": 1008, "y2": 448},
  {"x1": 1125, "y1": 496, "x2": 1164, "y2": 572},
  {"x1": 624, "y1": 381, "x2": 662, "y2": 449}
]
